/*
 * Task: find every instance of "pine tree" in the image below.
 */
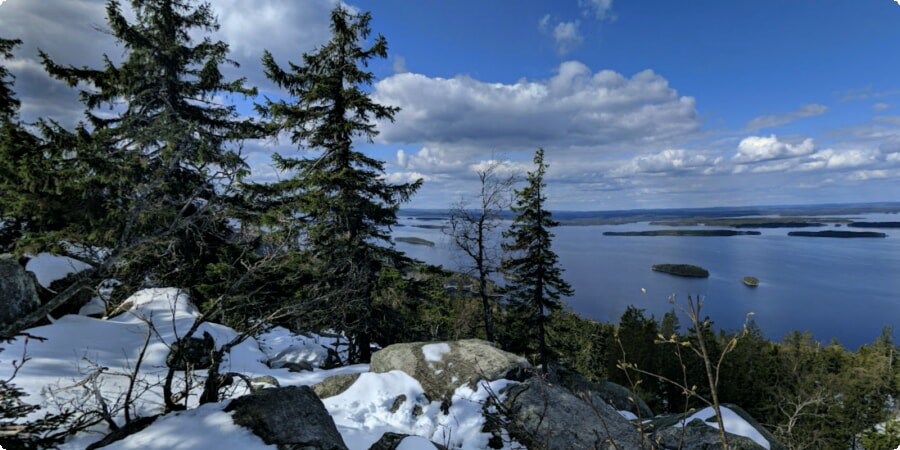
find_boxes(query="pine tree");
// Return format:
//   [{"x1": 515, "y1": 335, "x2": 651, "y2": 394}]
[
  {"x1": 36, "y1": 0, "x2": 259, "y2": 293},
  {"x1": 256, "y1": 7, "x2": 421, "y2": 363},
  {"x1": 501, "y1": 148, "x2": 573, "y2": 370}
]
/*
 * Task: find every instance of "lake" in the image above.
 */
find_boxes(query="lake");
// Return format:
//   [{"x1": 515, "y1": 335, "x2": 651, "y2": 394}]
[{"x1": 393, "y1": 213, "x2": 900, "y2": 349}]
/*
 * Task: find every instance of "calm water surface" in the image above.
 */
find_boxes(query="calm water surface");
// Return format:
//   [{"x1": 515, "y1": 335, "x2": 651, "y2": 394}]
[{"x1": 394, "y1": 213, "x2": 900, "y2": 349}]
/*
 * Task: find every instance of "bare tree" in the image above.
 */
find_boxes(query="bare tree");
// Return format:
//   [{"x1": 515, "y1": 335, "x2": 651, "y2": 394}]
[{"x1": 446, "y1": 160, "x2": 516, "y2": 342}]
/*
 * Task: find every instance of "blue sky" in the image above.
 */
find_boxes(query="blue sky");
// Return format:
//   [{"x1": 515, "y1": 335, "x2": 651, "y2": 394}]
[{"x1": 2, "y1": 0, "x2": 899, "y2": 209}]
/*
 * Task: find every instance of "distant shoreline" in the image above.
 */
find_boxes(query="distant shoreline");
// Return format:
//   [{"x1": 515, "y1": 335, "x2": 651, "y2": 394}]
[{"x1": 604, "y1": 230, "x2": 761, "y2": 237}]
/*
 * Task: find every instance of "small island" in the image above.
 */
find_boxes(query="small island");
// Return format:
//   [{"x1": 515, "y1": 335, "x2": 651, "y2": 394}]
[
  {"x1": 787, "y1": 231, "x2": 887, "y2": 238},
  {"x1": 604, "y1": 229, "x2": 760, "y2": 237},
  {"x1": 395, "y1": 236, "x2": 436, "y2": 246},
  {"x1": 742, "y1": 276, "x2": 759, "y2": 287},
  {"x1": 849, "y1": 222, "x2": 900, "y2": 229},
  {"x1": 651, "y1": 264, "x2": 710, "y2": 278}
]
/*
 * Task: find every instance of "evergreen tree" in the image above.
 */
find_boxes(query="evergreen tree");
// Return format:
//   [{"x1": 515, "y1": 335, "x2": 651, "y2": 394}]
[
  {"x1": 35, "y1": 0, "x2": 259, "y2": 295},
  {"x1": 256, "y1": 7, "x2": 421, "y2": 363},
  {"x1": 501, "y1": 148, "x2": 573, "y2": 370},
  {"x1": 0, "y1": 37, "x2": 21, "y2": 121}
]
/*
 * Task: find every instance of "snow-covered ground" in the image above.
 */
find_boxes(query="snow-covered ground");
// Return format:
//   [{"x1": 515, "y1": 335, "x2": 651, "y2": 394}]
[
  {"x1": 0, "y1": 288, "x2": 513, "y2": 449},
  {"x1": 676, "y1": 406, "x2": 770, "y2": 449}
]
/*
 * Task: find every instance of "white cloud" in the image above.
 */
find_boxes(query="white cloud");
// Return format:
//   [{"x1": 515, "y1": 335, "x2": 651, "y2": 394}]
[
  {"x1": 887, "y1": 152, "x2": 900, "y2": 163},
  {"x1": 745, "y1": 104, "x2": 828, "y2": 131},
  {"x1": 733, "y1": 135, "x2": 815, "y2": 163},
  {"x1": 847, "y1": 170, "x2": 890, "y2": 181},
  {"x1": 394, "y1": 147, "x2": 466, "y2": 173},
  {"x1": 874, "y1": 102, "x2": 890, "y2": 112},
  {"x1": 393, "y1": 55, "x2": 408, "y2": 74},
  {"x1": 611, "y1": 149, "x2": 715, "y2": 177},
  {"x1": 579, "y1": 0, "x2": 614, "y2": 20},
  {"x1": 539, "y1": 16, "x2": 583, "y2": 54},
  {"x1": 374, "y1": 61, "x2": 700, "y2": 149},
  {"x1": 383, "y1": 171, "x2": 427, "y2": 184},
  {"x1": 807, "y1": 148, "x2": 879, "y2": 170}
]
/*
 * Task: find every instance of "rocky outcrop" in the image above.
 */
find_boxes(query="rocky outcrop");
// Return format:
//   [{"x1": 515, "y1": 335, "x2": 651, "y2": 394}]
[
  {"x1": 225, "y1": 385, "x2": 348, "y2": 450},
  {"x1": 313, "y1": 373, "x2": 361, "y2": 399},
  {"x1": 0, "y1": 255, "x2": 40, "y2": 330},
  {"x1": 370, "y1": 339, "x2": 529, "y2": 402},
  {"x1": 367, "y1": 432, "x2": 447, "y2": 450},
  {"x1": 556, "y1": 369, "x2": 654, "y2": 419},
  {"x1": 649, "y1": 404, "x2": 785, "y2": 450},
  {"x1": 501, "y1": 378, "x2": 646, "y2": 450}
]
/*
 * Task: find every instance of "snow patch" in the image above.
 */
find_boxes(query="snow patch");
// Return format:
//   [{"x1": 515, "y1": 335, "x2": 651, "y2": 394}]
[
  {"x1": 676, "y1": 406, "x2": 769, "y2": 449},
  {"x1": 396, "y1": 435, "x2": 440, "y2": 449},
  {"x1": 25, "y1": 253, "x2": 93, "y2": 288},
  {"x1": 421, "y1": 343, "x2": 450, "y2": 364},
  {"x1": 618, "y1": 410, "x2": 637, "y2": 420}
]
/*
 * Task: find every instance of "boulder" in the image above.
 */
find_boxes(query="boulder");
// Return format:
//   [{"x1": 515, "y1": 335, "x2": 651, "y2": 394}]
[
  {"x1": 501, "y1": 378, "x2": 645, "y2": 450},
  {"x1": 225, "y1": 385, "x2": 348, "y2": 450},
  {"x1": 370, "y1": 339, "x2": 530, "y2": 402},
  {"x1": 649, "y1": 404, "x2": 785, "y2": 450},
  {"x1": 557, "y1": 371, "x2": 653, "y2": 419},
  {"x1": 313, "y1": 373, "x2": 361, "y2": 399},
  {"x1": 0, "y1": 255, "x2": 40, "y2": 330},
  {"x1": 367, "y1": 433, "x2": 447, "y2": 450},
  {"x1": 165, "y1": 331, "x2": 215, "y2": 370}
]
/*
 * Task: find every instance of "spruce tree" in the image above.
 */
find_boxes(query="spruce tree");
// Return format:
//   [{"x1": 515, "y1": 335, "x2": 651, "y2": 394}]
[
  {"x1": 501, "y1": 148, "x2": 573, "y2": 370},
  {"x1": 256, "y1": 7, "x2": 421, "y2": 363},
  {"x1": 36, "y1": 0, "x2": 258, "y2": 293},
  {"x1": 0, "y1": 37, "x2": 21, "y2": 121}
]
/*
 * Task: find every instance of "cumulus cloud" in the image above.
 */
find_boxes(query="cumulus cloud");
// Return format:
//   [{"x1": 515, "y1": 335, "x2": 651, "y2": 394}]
[
  {"x1": 806, "y1": 148, "x2": 879, "y2": 170},
  {"x1": 733, "y1": 135, "x2": 815, "y2": 163},
  {"x1": 744, "y1": 104, "x2": 828, "y2": 131},
  {"x1": 610, "y1": 149, "x2": 718, "y2": 177},
  {"x1": 374, "y1": 61, "x2": 700, "y2": 149},
  {"x1": 539, "y1": 15, "x2": 583, "y2": 55}
]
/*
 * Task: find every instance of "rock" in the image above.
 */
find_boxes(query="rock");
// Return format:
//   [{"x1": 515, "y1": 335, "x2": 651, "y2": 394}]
[
  {"x1": 559, "y1": 373, "x2": 653, "y2": 419},
  {"x1": 225, "y1": 385, "x2": 348, "y2": 450},
  {"x1": 268, "y1": 342, "x2": 329, "y2": 370},
  {"x1": 367, "y1": 432, "x2": 447, "y2": 450},
  {"x1": 0, "y1": 254, "x2": 40, "y2": 330},
  {"x1": 165, "y1": 331, "x2": 215, "y2": 370},
  {"x1": 250, "y1": 375, "x2": 280, "y2": 392},
  {"x1": 313, "y1": 373, "x2": 361, "y2": 399},
  {"x1": 501, "y1": 378, "x2": 645, "y2": 450},
  {"x1": 283, "y1": 361, "x2": 315, "y2": 372},
  {"x1": 650, "y1": 404, "x2": 785, "y2": 450},
  {"x1": 370, "y1": 339, "x2": 530, "y2": 402}
]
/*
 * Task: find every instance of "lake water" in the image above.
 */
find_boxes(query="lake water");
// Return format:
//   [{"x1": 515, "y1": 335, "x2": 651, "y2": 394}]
[{"x1": 393, "y1": 213, "x2": 900, "y2": 349}]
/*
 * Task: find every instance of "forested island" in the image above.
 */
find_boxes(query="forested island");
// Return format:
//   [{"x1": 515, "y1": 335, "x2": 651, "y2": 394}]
[
  {"x1": 651, "y1": 217, "x2": 850, "y2": 227},
  {"x1": 604, "y1": 229, "x2": 760, "y2": 237},
  {"x1": 395, "y1": 236, "x2": 436, "y2": 246},
  {"x1": 743, "y1": 276, "x2": 759, "y2": 287},
  {"x1": 788, "y1": 231, "x2": 888, "y2": 238},
  {"x1": 850, "y1": 222, "x2": 900, "y2": 229},
  {"x1": 651, "y1": 264, "x2": 710, "y2": 278}
]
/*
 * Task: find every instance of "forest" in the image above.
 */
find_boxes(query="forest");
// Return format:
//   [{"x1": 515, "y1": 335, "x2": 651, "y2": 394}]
[{"x1": 0, "y1": 1, "x2": 898, "y2": 449}]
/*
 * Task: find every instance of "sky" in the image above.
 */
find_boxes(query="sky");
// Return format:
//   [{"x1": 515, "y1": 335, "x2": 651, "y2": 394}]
[{"x1": 1, "y1": 0, "x2": 899, "y2": 210}]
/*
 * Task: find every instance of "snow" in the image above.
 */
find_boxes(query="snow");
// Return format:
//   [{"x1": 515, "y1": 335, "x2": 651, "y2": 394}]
[
  {"x1": 676, "y1": 406, "x2": 770, "y2": 449},
  {"x1": 0, "y1": 287, "x2": 517, "y2": 449},
  {"x1": 618, "y1": 410, "x2": 638, "y2": 420},
  {"x1": 323, "y1": 370, "x2": 518, "y2": 450},
  {"x1": 421, "y1": 343, "x2": 450, "y2": 364},
  {"x1": 256, "y1": 326, "x2": 331, "y2": 369},
  {"x1": 25, "y1": 252, "x2": 93, "y2": 288},
  {"x1": 101, "y1": 402, "x2": 274, "y2": 450}
]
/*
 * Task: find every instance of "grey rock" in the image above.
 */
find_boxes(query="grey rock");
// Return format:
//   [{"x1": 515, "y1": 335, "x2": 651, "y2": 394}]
[
  {"x1": 367, "y1": 432, "x2": 447, "y2": 450},
  {"x1": 225, "y1": 385, "x2": 348, "y2": 450},
  {"x1": 650, "y1": 404, "x2": 785, "y2": 450},
  {"x1": 0, "y1": 255, "x2": 40, "y2": 330},
  {"x1": 557, "y1": 371, "x2": 653, "y2": 419},
  {"x1": 501, "y1": 378, "x2": 645, "y2": 450},
  {"x1": 86, "y1": 415, "x2": 159, "y2": 449},
  {"x1": 312, "y1": 373, "x2": 360, "y2": 399},
  {"x1": 165, "y1": 331, "x2": 215, "y2": 370},
  {"x1": 370, "y1": 339, "x2": 530, "y2": 402}
]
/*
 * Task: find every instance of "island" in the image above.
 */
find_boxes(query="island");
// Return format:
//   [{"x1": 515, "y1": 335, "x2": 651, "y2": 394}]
[
  {"x1": 742, "y1": 276, "x2": 759, "y2": 287},
  {"x1": 849, "y1": 222, "x2": 900, "y2": 229},
  {"x1": 651, "y1": 217, "x2": 848, "y2": 228},
  {"x1": 395, "y1": 236, "x2": 436, "y2": 246},
  {"x1": 787, "y1": 231, "x2": 887, "y2": 238},
  {"x1": 604, "y1": 230, "x2": 761, "y2": 237},
  {"x1": 651, "y1": 264, "x2": 710, "y2": 278}
]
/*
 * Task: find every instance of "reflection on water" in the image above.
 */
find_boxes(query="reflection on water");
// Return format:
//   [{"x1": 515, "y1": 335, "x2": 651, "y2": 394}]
[{"x1": 393, "y1": 213, "x2": 900, "y2": 349}]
